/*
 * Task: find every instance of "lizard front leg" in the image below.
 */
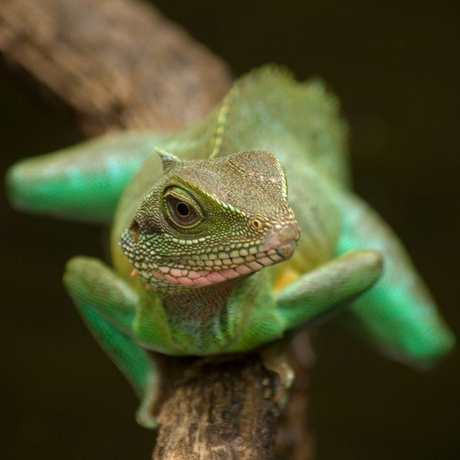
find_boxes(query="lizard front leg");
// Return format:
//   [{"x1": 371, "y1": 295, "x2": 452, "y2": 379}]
[
  {"x1": 230, "y1": 250, "x2": 382, "y2": 355},
  {"x1": 275, "y1": 250, "x2": 383, "y2": 330},
  {"x1": 63, "y1": 256, "x2": 160, "y2": 428},
  {"x1": 240, "y1": 250, "x2": 382, "y2": 394}
]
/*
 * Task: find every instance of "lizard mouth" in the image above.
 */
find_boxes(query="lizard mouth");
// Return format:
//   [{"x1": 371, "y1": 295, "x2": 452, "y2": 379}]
[{"x1": 128, "y1": 222, "x2": 300, "y2": 289}]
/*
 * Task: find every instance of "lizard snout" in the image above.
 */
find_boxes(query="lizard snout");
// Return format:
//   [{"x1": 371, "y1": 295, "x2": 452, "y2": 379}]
[{"x1": 262, "y1": 221, "x2": 300, "y2": 260}]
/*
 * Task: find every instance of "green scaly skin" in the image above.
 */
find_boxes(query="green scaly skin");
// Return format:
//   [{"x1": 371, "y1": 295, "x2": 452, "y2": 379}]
[{"x1": 6, "y1": 66, "x2": 455, "y2": 428}]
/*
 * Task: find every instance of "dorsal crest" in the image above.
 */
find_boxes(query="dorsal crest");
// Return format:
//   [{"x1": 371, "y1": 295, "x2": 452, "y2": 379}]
[{"x1": 156, "y1": 148, "x2": 182, "y2": 174}]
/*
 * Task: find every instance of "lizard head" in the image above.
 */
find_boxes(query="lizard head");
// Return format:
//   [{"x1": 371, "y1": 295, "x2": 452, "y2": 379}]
[{"x1": 120, "y1": 150, "x2": 299, "y2": 294}]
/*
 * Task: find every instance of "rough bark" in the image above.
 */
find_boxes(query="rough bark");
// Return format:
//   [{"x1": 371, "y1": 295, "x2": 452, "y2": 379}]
[
  {"x1": 0, "y1": 0, "x2": 232, "y2": 135},
  {"x1": 0, "y1": 1, "x2": 314, "y2": 458},
  {"x1": 150, "y1": 332, "x2": 315, "y2": 460},
  {"x1": 152, "y1": 354, "x2": 281, "y2": 460}
]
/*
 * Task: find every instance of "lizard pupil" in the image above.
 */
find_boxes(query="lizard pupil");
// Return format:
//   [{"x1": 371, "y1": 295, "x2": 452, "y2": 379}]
[
  {"x1": 177, "y1": 202, "x2": 190, "y2": 217},
  {"x1": 166, "y1": 194, "x2": 200, "y2": 226}
]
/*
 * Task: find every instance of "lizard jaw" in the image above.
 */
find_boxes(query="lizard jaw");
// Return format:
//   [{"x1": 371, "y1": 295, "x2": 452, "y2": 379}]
[
  {"x1": 132, "y1": 245, "x2": 286, "y2": 289},
  {"x1": 129, "y1": 221, "x2": 300, "y2": 290}
]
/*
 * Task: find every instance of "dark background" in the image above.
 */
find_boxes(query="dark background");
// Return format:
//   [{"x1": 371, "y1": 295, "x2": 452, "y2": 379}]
[{"x1": 1, "y1": 1, "x2": 459, "y2": 459}]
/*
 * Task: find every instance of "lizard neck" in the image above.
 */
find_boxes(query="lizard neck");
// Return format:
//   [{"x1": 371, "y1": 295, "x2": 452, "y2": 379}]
[{"x1": 159, "y1": 277, "x2": 248, "y2": 328}]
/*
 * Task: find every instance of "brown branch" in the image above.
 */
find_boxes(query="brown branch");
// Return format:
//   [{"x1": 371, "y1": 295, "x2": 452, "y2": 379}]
[
  {"x1": 0, "y1": 1, "x2": 314, "y2": 458},
  {"x1": 0, "y1": 0, "x2": 232, "y2": 135},
  {"x1": 151, "y1": 332, "x2": 315, "y2": 460},
  {"x1": 152, "y1": 354, "x2": 281, "y2": 460}
]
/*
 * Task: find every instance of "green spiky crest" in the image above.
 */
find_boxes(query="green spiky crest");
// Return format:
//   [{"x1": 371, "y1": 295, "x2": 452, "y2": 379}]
[{"x1": 156, "y1": 148, "x2": 182, "y2": 174}]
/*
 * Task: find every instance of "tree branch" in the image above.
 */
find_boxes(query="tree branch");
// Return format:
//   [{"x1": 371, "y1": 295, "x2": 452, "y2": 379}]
[
  {"x1": 152, "y1": 354, "x2": 281, "y2": 459},
  {"x1": 0, "y1": 1, "x2": 314, "y2": 458},
  {"x1": 151, "y1": 332, "x2": 315, "y2": 460},
  {"x1": 0, "y1": 0, "x2": 232, "y2": 135}
]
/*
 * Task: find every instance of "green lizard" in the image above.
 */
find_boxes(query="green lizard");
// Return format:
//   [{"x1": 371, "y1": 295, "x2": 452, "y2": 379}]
[{"x1": 7, "y1": 66, "x2": 455, "y2": 428}]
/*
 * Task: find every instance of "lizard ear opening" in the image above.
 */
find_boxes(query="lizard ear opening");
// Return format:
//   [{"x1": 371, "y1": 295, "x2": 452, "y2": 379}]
[{"x1": 156, "y1": 148, "x2": 182, "y2": 174}]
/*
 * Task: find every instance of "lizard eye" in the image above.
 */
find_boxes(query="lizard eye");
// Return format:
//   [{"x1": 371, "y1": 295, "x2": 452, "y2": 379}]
[{"x1": 166, "y1": 195, "x2": 201, "y2": 226}]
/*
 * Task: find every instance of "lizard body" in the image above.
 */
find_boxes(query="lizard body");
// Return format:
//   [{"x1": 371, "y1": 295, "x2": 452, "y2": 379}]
[{"x1": 7, "y1": 66, "x2": 455, "y2": 427}]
